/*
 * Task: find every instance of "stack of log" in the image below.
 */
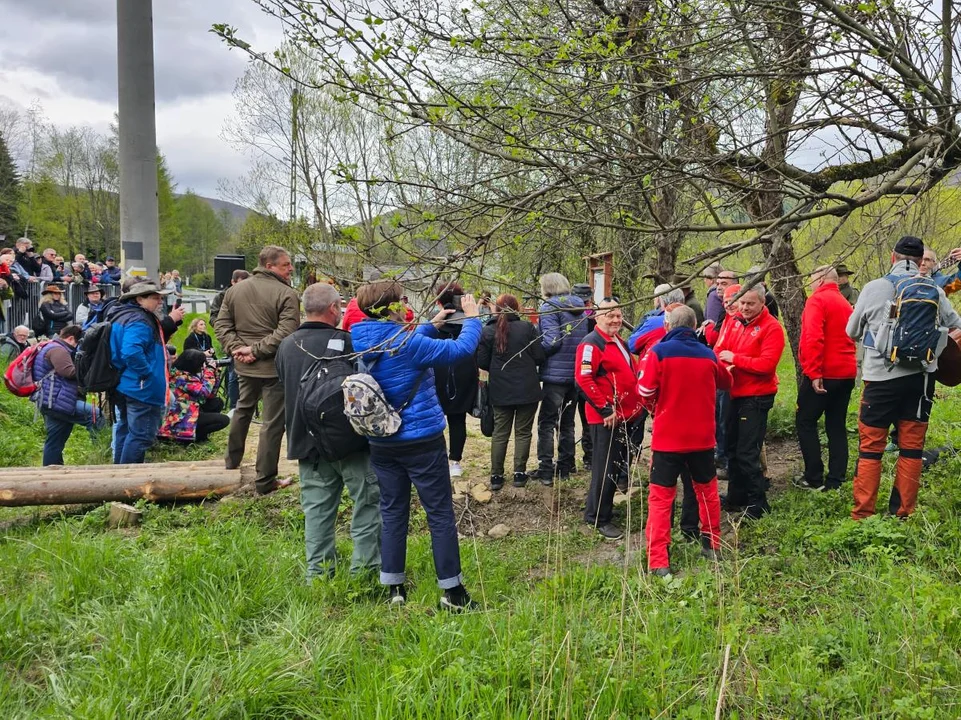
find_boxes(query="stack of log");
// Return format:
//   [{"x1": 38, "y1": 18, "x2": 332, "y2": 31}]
[{"x1": 0, "y1": 460, "x2": 241, "y2": 507}]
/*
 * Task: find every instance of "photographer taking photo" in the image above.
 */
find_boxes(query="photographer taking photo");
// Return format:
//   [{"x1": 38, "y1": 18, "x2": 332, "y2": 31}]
[
  {"x1": 158, "y1": 349, "x2": 230, "y2": 443},
  {"x1": 431, "y1": 280, "x2": 479, "y2": 478}
]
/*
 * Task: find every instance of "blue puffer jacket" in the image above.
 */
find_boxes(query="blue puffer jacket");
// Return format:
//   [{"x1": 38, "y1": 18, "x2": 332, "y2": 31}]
[
  {"x1": 32, "y1": 339, "x2": 79, "y2": 416},
  {"x1": 538, "y1": 295, "x2": 588, "y2": 384},
  {"x1": 350, "y1": 318, "x2": 482, "y2": 444},
  {"x1": 108, "y1": 302, "x2": 169, "y2": 407}
]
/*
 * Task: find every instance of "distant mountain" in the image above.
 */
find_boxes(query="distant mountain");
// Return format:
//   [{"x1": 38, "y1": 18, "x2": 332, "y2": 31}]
[{"x1": 180, "y1": 194, "x2": 254, "y2": 226}]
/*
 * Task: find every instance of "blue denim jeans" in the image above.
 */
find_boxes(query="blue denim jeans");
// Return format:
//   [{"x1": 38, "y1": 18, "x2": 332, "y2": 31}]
[
  {"x1": 369, "y1": 439, "x2": 463, "y2": 589},
  {"x1": 41, "y1": 401, "x2": 103, "y2": 466},
  {"x1": 226, "y1": 365, "x2": 239, "y2": 409},
  {"x1": 715, "y1": 390, "x2": 731, "y2": 465},
  {"x1": 114, "y1": 394, "x2": 166, "y2": 464}
]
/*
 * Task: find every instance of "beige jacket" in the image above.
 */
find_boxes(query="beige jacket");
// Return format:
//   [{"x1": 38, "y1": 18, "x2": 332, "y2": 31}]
[{"x1": 214, "y1": 268, "x2": 301, "y2": 378}]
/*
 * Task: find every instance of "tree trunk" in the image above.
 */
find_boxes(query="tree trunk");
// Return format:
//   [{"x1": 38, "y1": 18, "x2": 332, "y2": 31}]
[{"x1": 0, "y1": 461, "x2": 241, "y2": 507}]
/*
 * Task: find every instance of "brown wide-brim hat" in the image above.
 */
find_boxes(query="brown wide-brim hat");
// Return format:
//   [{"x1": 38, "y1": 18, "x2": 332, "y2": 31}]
[
  {"x1": 41, "y1": 283, "x2": 64, "y2": 296},
  {"x1": 835, "y1": 264, "x2": 855, "y2": 277},
  {"x1": 119, "y1": 281, "x2": 172, "y2": 302}
]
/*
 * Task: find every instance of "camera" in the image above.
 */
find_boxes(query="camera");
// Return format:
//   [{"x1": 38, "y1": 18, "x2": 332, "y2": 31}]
[{"x1": 212, "y1": 358, "x2": 232, "y2": 368}]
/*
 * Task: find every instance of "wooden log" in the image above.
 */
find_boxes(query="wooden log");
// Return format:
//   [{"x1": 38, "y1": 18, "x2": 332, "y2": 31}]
[
  {"x1": 0, "y1": 459, "x2": 225, "y2": 478},
  {"x1": 107, "y1": 502, "x2": 143, "y2": 528},
  {"x1": 0, "y1": 467, "x2": 242, "y2": 507}
]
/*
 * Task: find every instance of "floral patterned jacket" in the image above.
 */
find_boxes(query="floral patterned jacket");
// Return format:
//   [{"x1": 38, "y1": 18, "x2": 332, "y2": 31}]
[{"x1": 158, "y1": 366, "x2": 216, "y2": 441}]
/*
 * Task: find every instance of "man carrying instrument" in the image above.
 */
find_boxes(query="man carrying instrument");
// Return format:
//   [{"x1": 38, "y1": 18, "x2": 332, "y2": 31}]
[
  {"x1": 920, "y1": 246, "x2": 961, "y2": 295},
  {"x1": 847, "y1": 236, "x2": 961, "y2": 520}
]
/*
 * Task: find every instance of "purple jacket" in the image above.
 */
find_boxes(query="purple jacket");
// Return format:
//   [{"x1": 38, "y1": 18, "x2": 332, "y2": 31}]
[
  {"x1": 705, "y1": 286, "x2": 724, "y2": 325},
  {"x1": 32, "y1": 339, "x2": 80, "y2": 416}
]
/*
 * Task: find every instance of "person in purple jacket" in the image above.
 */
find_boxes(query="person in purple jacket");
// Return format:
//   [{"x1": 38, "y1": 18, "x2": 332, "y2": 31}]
[
  {"x1": 31, "y1": 324, "x2": 104, "y2": 465},
  {"x1": 350, "y1": 279, "x2": 483, "y2": 612}
]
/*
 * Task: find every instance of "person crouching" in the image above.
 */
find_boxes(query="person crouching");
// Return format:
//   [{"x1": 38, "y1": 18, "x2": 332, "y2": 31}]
[
  {"x1": 638, "y1": 306, "x2": 732, "y2": 576},
  {"x1": 158, "y1": 349, "x2": 230, "y2": 443},
  {"x1": 576, "y1": 298, "x2": 644, "y2": 540}
]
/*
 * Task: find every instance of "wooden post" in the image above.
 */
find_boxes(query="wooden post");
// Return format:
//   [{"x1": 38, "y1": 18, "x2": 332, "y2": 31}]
[{"x1": 107, "y1": 502, "x2": 143, "y2": 528}]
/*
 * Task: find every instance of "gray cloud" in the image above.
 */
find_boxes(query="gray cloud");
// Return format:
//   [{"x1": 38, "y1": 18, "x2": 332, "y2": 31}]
[
  {"x1": 0, "y1": 0, "x2": 286, "y2": 199},
  {"x1": 0, "y1": 0, "x2": 271, "y2": 104}
]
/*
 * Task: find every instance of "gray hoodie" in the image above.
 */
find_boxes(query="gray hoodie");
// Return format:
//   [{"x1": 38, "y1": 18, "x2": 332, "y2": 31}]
[{"x1": 846, "y1": 259, "x2": 961, "y2": 382}]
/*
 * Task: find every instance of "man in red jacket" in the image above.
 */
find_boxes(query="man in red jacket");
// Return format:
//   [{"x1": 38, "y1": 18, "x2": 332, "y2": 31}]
[
  {"x1": 795, "y1": 266, "x2": 857, "y2": 491},
  {"x1": 576, "y1": 298, "x2": 644, "y2": 540},
  {"x1": 638, "y1": 305, "x2": 732, "y2": 576},
  {"x1": 715, "y1": 284, "x2": 785, "y2": 519}
]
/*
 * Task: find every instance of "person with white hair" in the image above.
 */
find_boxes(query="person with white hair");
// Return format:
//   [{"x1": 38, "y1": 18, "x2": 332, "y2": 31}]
[
  {"x1": 794, "y1": 266, "x2": 856, "y2": 491},
  {"x1": 535, "y1": 272, "x2": 590, "y2": 485},
  {"x1": 627, "y1": 283, "x2": 685, "y2": 358},
  {"x1": 714, "y1": 283, "x2": 785, "y2": 519}
]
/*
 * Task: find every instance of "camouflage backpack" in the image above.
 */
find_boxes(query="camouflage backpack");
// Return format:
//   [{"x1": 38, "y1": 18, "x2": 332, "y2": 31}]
[{"x1": 342, "y1": 360, "x2": 428, "y2": 438}]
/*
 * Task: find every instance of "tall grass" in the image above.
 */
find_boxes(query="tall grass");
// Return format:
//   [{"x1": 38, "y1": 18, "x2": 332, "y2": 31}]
[{"x1": 1, "y1": 377, "x2": 960, "y2": 716}]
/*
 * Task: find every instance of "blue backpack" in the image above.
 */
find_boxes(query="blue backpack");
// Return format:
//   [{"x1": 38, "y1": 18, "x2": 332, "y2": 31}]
[{"x1": 877, "y1": 274, "x2": 947, "y2": 370}]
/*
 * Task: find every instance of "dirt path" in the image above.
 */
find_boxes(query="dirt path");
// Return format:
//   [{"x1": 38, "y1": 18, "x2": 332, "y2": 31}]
[{"x1": 450, "y1": 416, "x2": 802, "y2": 540}]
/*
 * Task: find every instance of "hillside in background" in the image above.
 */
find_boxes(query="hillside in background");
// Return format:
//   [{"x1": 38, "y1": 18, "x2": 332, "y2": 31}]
[{"x1": 188, "y1": 194, "x2": 254, "y2": 226}]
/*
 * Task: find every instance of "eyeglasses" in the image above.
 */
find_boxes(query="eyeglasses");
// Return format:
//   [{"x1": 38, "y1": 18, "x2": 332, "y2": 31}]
[{"x1": 601, "y1": 296, "x2": 619, "y2": 302}]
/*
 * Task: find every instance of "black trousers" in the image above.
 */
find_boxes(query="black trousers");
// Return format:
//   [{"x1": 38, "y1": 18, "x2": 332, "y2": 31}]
[
  {"x1": 577, "y1": 397, "x2": 593, "y2": 465},
  {"x1": 537, "y1": 382, "x2": 578, "y2": 477},
  {"x1": 446, "y1": 412, "x2": 467, "y2": 461},
  {"x1": 796, "y1": 377, "x2": 854, "y2": 488},
  {"x1": 725, "y1": 394, "x2": 775, "y2": 511},
  {"x1": 584, "y1": 419, "x2": 643, "y2": 526}
]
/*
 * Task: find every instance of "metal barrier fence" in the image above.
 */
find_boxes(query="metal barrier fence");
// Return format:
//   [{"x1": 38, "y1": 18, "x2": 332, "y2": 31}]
[{"x1": 1, "y1": 282, "x2": 121, "y2": 336}]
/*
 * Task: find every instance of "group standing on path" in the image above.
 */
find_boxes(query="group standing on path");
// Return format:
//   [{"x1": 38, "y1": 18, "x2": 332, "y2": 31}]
[{"x1": 8, "y1": 231, "x2": 961, "y2": 607}]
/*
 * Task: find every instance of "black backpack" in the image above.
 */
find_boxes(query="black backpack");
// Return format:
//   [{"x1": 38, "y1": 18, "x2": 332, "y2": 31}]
[
  {"x1": 298, "y1": 353, "x2": 369, "y2": 461},
  {"x1": 76, "y1": 322, "x2": 121, "y2": 393}
]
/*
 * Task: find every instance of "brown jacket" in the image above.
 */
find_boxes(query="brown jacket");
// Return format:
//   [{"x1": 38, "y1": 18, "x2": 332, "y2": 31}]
[{"x1": 213, "y1": 268, "x2": 301, "y2": 378}]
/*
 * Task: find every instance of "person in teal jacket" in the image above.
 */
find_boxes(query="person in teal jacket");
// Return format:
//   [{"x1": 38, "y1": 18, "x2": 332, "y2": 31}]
[
  {"x1": 108, "y1": 281, "x2": 172, "y2": 464},
  {"x1": 350, "y1": 279, "x2": 482, "y2": 612}
]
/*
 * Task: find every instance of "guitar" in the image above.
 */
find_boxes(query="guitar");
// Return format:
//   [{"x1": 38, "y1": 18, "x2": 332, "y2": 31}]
[{"x1": 936, "y1": 328, "x2": 961, "y2": 387}]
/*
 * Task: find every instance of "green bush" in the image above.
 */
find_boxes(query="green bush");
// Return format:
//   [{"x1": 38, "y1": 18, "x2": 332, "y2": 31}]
[{"x1": 189, "y1": 271, "x2": 214, "y2": 289}]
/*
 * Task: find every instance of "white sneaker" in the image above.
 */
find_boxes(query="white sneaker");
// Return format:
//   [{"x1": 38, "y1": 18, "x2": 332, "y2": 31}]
[
  {"x1": 227, "y1": 409, "x2": 235, "y2": 420},
  {"x1": 450, "y1": 461, "x2": 463, "y2": 478}
]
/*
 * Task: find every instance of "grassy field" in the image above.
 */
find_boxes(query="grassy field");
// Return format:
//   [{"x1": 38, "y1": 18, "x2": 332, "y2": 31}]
[{"x1": 1, "y1": 354, "x2": 960, "y2": 717}]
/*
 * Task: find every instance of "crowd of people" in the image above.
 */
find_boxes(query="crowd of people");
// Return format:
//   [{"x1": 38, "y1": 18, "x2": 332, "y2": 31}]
[{"x1": 4, "y1": 233, "x2": 960, "y2": 608}]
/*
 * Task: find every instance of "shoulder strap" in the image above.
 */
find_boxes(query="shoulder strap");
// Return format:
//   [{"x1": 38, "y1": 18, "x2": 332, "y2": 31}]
[{"x1": 398, "y1": 369, "x2": 429, "y2": 411}]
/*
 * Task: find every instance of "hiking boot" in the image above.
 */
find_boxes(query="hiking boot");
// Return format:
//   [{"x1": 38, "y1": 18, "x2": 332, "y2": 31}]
[
  {"x1": 792, "y1": 477, "x2": 825, "y2": 491},
  {"x1": 449, "y1": 461, "x2": 463, "y2": 478},
  {"x1": 256, "y1": 477, "x2": 294, "y2": 495},
  {"x1": 388, "y1": 584, "x2": 407, "y2": 606},
  {"x1": 537, "y1": 471, "x2": 554, "y2": 487},
  {"x1": 615, "y1": 477, "x2": 629, "y2": 494},
  {"x1": 651, "y1": 567, "x2": 673, "y2": 579},
  {"x1": 720, "y1": 494, "x2": 744, "y2": 512},
  {"x1": 595, "y1": 523, "x2": 624, "y2": 540},
  {"x1": 489, "y1": 474, "x2": 505, "y2": 491},
  {"x1": 700, "y1": 546, "x2": 723, "y2": 562},
  {"x1": 680, "y1": 529, "x2": 700, "y2": 544},
  {"x1": 512, "y1": 472, "x2": 528, "y2": 488},
  {"x1": 742, "y1": 502, "x2": 769, "y2": 520},
  {"x1": 439, "y1": 585, "x2": 480, "y2": 612},
  {"x1": 716, "y1": 466, "x2": 729, "y2": 481},
  {"x1": 557, "y1": 466, "x2": 575, "y2": 481},
  {"x1": 822, "y1": 480, "x2": 843, "y2": 491}
]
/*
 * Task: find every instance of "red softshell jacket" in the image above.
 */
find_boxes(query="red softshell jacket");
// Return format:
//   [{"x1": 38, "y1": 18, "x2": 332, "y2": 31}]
[
  {"x1": 714, "y1": 305, "x2": 785, "y2": 398},
  {"x1": 637, "y1": 327, "x2": 733, "y2": 453},
  {"x1": 575, "y1": 329, "x2": 643, "y2": 424},
  {"x1": 799, "y1": 282, "x2": 856, "y2": 381}
]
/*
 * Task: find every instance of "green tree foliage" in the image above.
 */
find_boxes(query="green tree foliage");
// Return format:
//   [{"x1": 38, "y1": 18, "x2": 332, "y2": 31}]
[{"x1": 0, "y1": 131, "x2": 20, "y2": 240}]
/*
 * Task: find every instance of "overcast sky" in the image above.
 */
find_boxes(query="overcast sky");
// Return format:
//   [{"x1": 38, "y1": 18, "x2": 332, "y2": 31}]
[{"x1": 0, "y1": 0, "x2": 284, "y2": 201}]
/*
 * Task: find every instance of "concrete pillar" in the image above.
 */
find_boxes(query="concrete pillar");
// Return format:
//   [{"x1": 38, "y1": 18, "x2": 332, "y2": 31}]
[{"x1": 116, "y1": 0, "x2": 160, "y2": 282}]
